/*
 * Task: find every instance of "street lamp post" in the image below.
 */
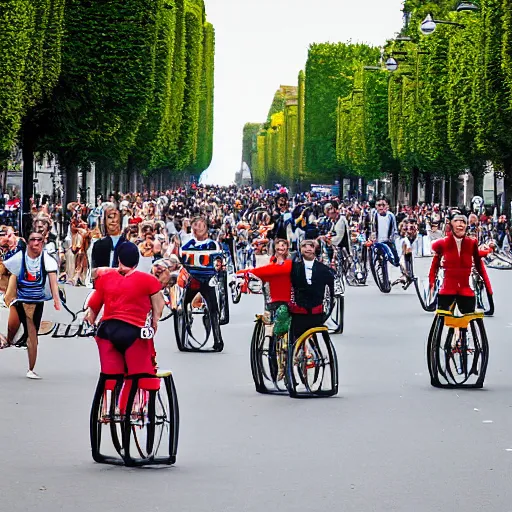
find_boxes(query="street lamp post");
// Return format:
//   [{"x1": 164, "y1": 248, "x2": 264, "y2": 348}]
[
  {"x1": 385, "y1": 57, "x2": 399, "y2": 72},
  {"x1": 420, "y1": 13, "x2": 465, "y2": 35},
  {"x1": 456, "y1": 2, "x2": 479, "y2": 12}
]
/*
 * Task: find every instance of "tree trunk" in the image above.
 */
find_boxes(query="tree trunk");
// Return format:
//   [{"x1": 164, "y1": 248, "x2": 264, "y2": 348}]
[
  {"x1": 493, "y1": 171, "x2": 499, "y2": 214},
  {"x1": 472, "y1": 164, "x2": 484, "y2": 198},
  {"x1": 361, "y1": 178, "x2": 367, "y2": 202},
  {"x1": 64, "y1": 164, "x2": 78, "y2": 207},
  {"x1": 424, "y1": 173, "x2": 433, "y2": 205},
  {"x1": 391, "y1": 171, "x2": 399, "y2": 207},
  {"x1": 21, "y1": 130, "x2": 35, "y2": 238},
  {"x1": 411, "y1": 167, "x2": 419, "y2": 206},
  {"x1": 503, "y1": 157, "x2": 512, "y2": 217}
]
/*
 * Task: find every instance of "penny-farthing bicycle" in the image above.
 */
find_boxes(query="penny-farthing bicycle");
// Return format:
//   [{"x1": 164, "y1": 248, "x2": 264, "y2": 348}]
[
  {"x1": 36, "y1": 289, "x2": 180, "y2": 467},
  {"x1": 426, "y1": 307, "x2": 489, "y2": 389},
  {"x1": 248, "y1": 275, "x2": 339, "y2": 399},
  {"x1": 90, "y1": 370, "x2": 179, "y2": 466},
  {"x1": 173, "y1": 250, "x2": 228, "y2": 352}
]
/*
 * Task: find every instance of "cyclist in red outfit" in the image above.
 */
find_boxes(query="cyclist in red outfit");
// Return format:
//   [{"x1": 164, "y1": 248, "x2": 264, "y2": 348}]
[
  {"x1": 429, "y1": 211, "x2": 493, "y2": 314},
  {"x1": 237, "y1": 239, "x2": 292, "y2": 310},
  {"x1": 85, "y1": 242, "x2": 165, "y2": 375}
]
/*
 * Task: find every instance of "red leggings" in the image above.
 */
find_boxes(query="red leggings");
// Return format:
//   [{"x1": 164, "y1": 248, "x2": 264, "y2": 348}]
[{"x1": 95, "y1": 337, "x2": 157, "y2": 376}]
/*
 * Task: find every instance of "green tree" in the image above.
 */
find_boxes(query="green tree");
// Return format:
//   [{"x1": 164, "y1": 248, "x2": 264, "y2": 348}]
[
  {"x1": 45, "y1": 0, "x2": 162, "y2": 171},
  {"x1": 304, "y1": 42, "x2": 380, "y2": 182},
  {"x1": 242, "y1": 123, "x2": 261, "y2": 170},
  {"x1": 0, "y1": 0, "x2": 65, "y2": 164},
  {"x1": 195, "y1": 21, "x2": 215, "y2": 174}
]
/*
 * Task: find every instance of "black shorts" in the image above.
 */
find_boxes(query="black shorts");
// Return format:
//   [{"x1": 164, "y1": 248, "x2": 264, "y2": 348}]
[
  {"x1": 15, "y1": 302, "x2": 44, "y2": 333},
  {"x1": 290, "y1": 313, "x2": 324, "y2": 342},
  {"x1": 97, "y1": 319, "x2": 141, "y2": 354},
  {"x1": 437, "y1": 294, "x2": 476, "y2": 315}
]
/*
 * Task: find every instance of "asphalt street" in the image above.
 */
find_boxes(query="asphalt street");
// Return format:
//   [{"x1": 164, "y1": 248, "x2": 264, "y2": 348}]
[{"x1": 1, "y1": 258, "x2": 512, "y2": 512}]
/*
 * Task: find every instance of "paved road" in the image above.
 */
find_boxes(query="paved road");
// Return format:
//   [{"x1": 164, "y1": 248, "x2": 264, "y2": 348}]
[{"x1": 1, "y1": 259, "x2": 512, "y2": 512}]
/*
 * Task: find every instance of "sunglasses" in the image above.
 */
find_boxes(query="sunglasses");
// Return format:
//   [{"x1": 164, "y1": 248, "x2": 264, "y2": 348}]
[
  {"x1": 29, "y1": 237, "x2": 43, "y2": 243},
  {"x1": 376, "y1": 202, "x2": 386, "y2": 207}
]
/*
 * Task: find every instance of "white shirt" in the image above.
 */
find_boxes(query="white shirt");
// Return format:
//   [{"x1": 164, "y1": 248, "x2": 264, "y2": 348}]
[
  {"x1": 179, "y1": 231, "x2": 193, "y2": 245},
  {"x1": 110, "y1": 235, "x2": 122, "y2": 267},
  {"x1": 377, "y1": 214, "x2": 391, "y2": 242},
  {"x1": 4, "y1": 250, "x2": 58, "y2": 300},
  {"x1": 304, "y1": 259, "x2": 314, "y2": 285},
  {"x1": 455, "y1": 236, "x2": 463, "y2": 255}
]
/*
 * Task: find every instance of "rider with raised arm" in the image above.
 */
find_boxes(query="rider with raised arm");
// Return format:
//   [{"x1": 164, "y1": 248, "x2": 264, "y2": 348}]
[
  {"x1": 429, "y1": 210, "x2": 493, "y2": 314},
  {"x1": 289, "y1": 239, "x2": 334, "y2": 341},
  {"x1": 180, "y1": 216, "x2": 224, "y2": 351},
  {"x1": 237, "y1": 238, "x2": 292, "y2": 313}
]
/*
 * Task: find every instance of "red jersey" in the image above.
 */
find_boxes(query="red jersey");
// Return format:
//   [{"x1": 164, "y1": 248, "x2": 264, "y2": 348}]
[
  {"x1": 238, "y1": 259, "x2": 292, "y2": 303},
  {"x1": 88, "y1": 268, "x2": 162, "y2": 327},
  {"x1": 429, "y1": 234, "x2": 492, "y2": 296}
]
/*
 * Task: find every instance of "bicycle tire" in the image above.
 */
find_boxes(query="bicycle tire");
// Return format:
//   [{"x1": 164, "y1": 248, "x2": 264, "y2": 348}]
[
  {"x1": 426, "y1": 315, "x2": 443, "y2": 387},
  {"x1": 90, "y1": 375, "x2": 124, "y2": 464},
  {"x1": 326, "y1": 295, "x2": 344, "y2": 335},
  {"x1": 122, "y1": 386, "x2": 156, "y2": 466},
  {"x1": 231, "y1": 280, "x2": 242, "y2": 304},
  {"x1": 250, "y1": 318, "x2": 269, "y2": 393},
  {"x1": 218, "y1": 273, "x2": 230, "y2": 325},
  {"x1": 109, "y1": 381, "x2": 123, "y2": 456},
  {"x1": 413, "y1": 278, "x2": 437, "y2": 312},
  {"x1": 370, "y1": 248, "x2": 391, "y2": 293},
  {"x1": 474, "y1": 274, "x2": 494, "y2": 316},
  {"x1": 183, "y1": 299, "x2": 212, "y2": 350},
  {"x1": 429, "y1": 315, "x2": 489, "y2": 388},
  {"x1": 90, "y1": 379, "x2": 106, "y2": 463},
  {"x1": 471, "y1": 318, "x2": 489, "y2": 388},
  {"x1": 286, "y1": 327, "x2": 338, "y2": 398},
  {"x1": 173, "y1": 305, "x2": 186, "y2": 351},
  {"x1": 164, "y1": 374, "x2": 179, "y2": 463}
]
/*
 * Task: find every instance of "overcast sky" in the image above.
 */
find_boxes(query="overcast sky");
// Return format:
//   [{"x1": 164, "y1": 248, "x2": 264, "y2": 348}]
[{"x1": 201, "y1": 0, "x2": 405, "y2": 185}]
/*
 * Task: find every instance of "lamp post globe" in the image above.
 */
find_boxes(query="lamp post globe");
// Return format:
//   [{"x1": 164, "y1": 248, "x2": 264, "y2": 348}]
[
  {"x1": 456, "y1": 1, "x2": 479, "y2": 11},
  {"x1": 385, "y1": 57, "x2": 398, "y2": 72},
  {"x1": 420, "y1": 14, "x2": 437, "y2": 35}
]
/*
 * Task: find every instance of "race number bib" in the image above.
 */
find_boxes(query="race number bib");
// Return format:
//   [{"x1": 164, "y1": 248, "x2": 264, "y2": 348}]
[{"x1": 140, "y1": 327, "x2": 155, "y2": 339}]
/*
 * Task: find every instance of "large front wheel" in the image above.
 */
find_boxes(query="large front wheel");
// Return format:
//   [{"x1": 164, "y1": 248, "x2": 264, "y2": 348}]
[
  {"x1": 427, "y1": 315, "x2": 489, "y2": 388},
  {"x1": 286, "y1": 327, "x2": 338, "y2": 398},
  {"x1": 370, "y1": 247, "x2": 391, "y2": 293}
]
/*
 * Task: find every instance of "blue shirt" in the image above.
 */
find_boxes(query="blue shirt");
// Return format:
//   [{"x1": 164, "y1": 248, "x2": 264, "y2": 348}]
[{"x1": 181, "y1": 238, "x2": 223, "y2": 279}]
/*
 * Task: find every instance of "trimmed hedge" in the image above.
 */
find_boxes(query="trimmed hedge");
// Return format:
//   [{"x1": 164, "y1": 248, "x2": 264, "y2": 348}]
[
  {"x1": 0, "y1": 0, "x2": 65, "y2": 162},
  {"x1": 2, "y1": 0, "x2": 215, "y2": 180}
]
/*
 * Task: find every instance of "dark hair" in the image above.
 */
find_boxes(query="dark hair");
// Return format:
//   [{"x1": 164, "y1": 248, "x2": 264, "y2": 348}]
[{"x1": 376, "y1": 195, "x2": 388, "y2": 204}]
